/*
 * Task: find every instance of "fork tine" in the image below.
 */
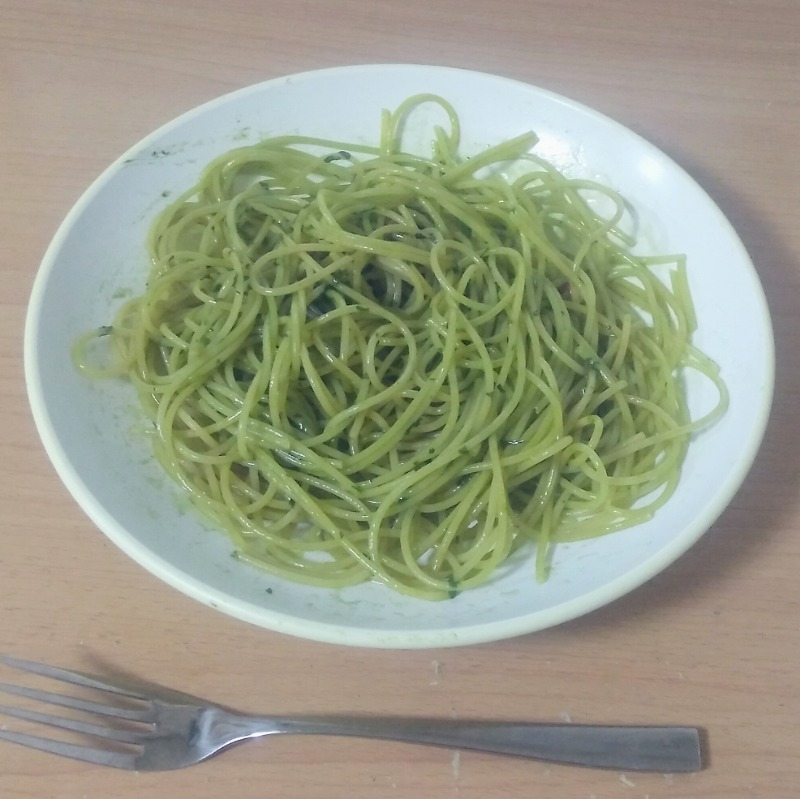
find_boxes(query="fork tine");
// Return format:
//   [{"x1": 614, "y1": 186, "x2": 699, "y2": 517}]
[
  {"x1": 0, "y1": 703, "x2": 146, "y2": 745},
  {"x1": 0, "y1": 682, "x2": 152, "y2": 722},
  {"x1": 0, "y1": 728, "x2": 137, "y2": 769},
  {"x1": 0, "y1": 655, "x2": 147, "y2": 700}
]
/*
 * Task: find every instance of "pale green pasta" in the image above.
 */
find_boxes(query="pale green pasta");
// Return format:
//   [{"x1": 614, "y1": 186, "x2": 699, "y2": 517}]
[{"x1": 75, "y1": 95, "x2": 727, "y2": 599}]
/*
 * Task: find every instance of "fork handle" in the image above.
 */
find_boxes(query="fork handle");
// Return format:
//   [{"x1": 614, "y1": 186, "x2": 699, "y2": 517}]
[{"x1": 228, "y1": 716, "x2": 702, "y2": 772}]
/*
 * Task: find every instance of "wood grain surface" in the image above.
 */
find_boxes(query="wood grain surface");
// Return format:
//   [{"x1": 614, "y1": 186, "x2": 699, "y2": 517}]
[{"x1": 1, "y1": 1, "x2": 798, "y2": 797}]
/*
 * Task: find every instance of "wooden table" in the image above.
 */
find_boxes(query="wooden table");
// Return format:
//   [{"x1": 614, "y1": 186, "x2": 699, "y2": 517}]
[{"x1": 2, "y1": 1, "x2": 798, "y2": 796}]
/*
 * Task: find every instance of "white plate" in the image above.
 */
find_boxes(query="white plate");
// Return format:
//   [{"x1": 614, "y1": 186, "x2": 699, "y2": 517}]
[{"x1": 24, "y1": 65, "x2": 774, "y2": 648}]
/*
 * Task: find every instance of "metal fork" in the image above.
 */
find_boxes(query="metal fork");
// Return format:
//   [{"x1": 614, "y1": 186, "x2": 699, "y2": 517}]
[{"x1": 0, "y1": 655, "x2": 702, "y2": 772}]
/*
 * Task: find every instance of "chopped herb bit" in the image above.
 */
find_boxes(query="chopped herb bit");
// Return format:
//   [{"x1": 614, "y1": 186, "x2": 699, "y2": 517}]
[
  {"x1": 447, "y1": 574, "x2": 460, "y2": 599},
  {"x1": 324, "y1": 150, "x2": 352, "y2": 163},
  {"x1": 97, "y1": 325, "x2": 113, "y2": 337},
  {"x1": 265, "y1": 587, "x2": 273, "y2": 594}
]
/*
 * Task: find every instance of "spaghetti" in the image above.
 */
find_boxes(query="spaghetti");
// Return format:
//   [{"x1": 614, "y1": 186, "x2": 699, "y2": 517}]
[{"x1": 75, "y1": 95, "x2": 727, "y2": 599}]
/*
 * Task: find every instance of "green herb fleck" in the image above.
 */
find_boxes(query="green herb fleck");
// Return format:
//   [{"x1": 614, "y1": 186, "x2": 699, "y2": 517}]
[
  {"x1": 447, "y1": 575, "x2": 460, "y2": 599},
  {"x1": 324, "y1": 150, "x2": 352, "y2": 163}
]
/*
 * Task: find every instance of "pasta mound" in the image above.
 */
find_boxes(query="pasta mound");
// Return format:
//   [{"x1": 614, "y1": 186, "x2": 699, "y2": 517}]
[{"x1": 76, "y1": 95, "x2": 726, "y2": 599}]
